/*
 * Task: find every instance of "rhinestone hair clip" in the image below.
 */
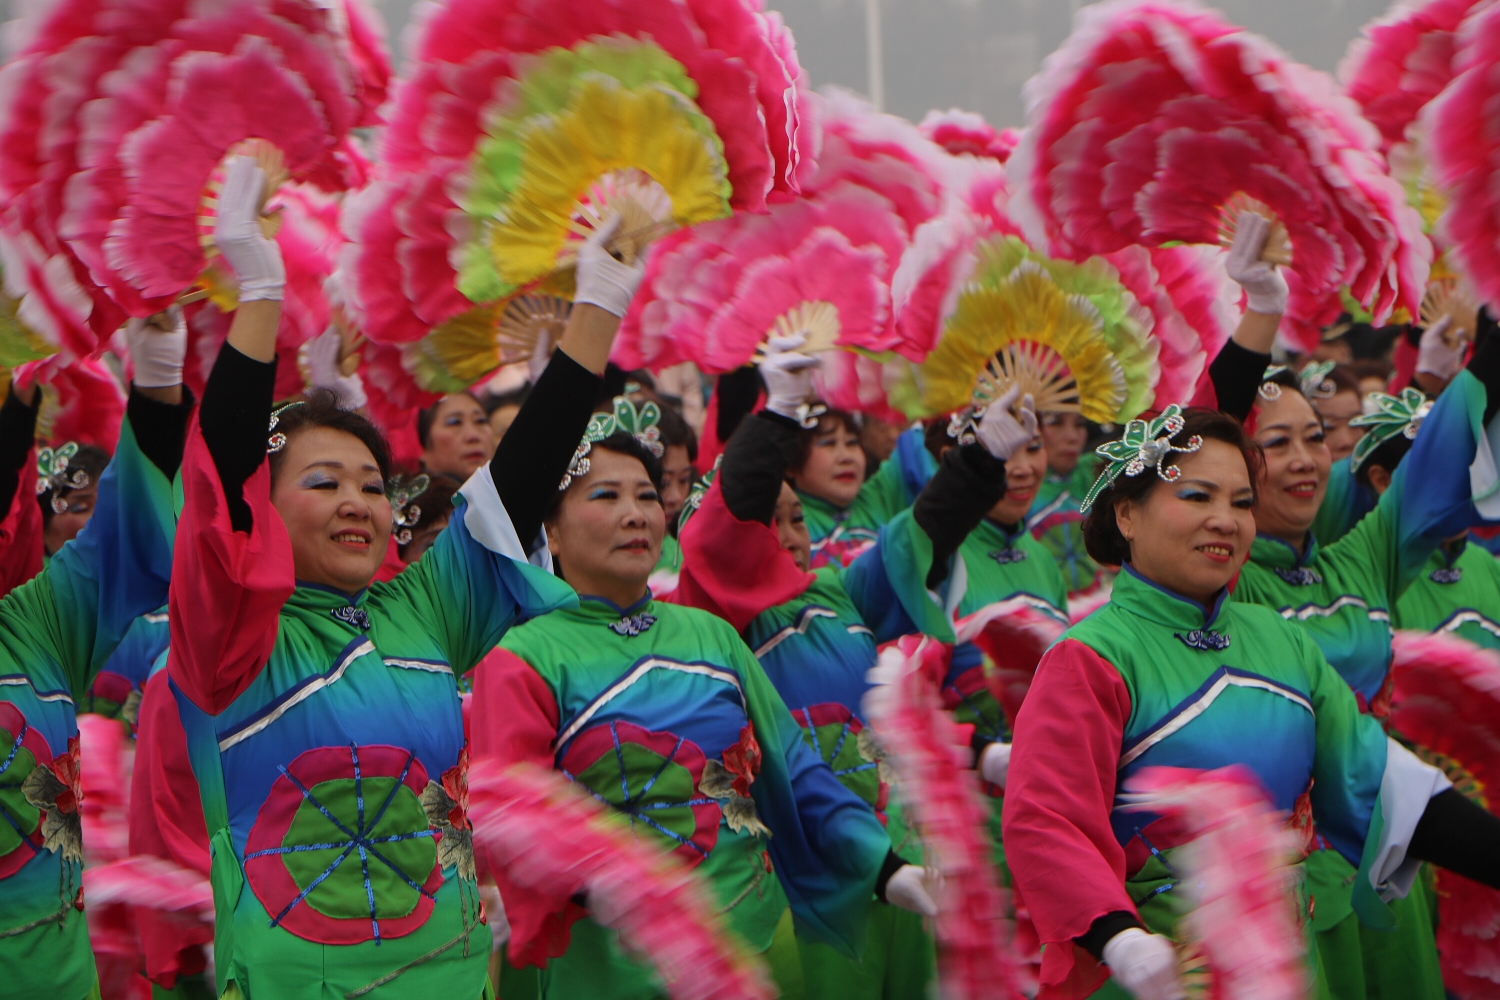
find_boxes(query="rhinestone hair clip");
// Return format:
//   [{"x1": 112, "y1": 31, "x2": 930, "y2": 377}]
[{"x1": 36, "y1": 442, "x2": 90, "y2": 513}]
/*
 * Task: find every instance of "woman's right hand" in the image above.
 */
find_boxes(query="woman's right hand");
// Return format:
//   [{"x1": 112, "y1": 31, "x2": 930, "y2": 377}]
[
  {"x1": 758, "y1": 333, "x2": 821, "y2": 421},
  {"x1": 1225, "y1": 210, "x2": 1287, "y2": 317},
  {"x1": 1102, "y1": 928, "x2": 1185, "y2": 1000},
  {"x1": 214, "y1": 154, "x2": 285, "y2": 304}
]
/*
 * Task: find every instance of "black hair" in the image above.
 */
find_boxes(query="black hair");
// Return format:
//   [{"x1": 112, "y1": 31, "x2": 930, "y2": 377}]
[
  {"x1": 1082, "y1": 408, "x2": 1262, "y2": 567},
  {"x1": 653, "y1": 398, "x2": 698, "y2": 464},
  {"x1": 417, "y1": 391, "x2": 483, "y2": 450},
  {"x1": 922, "y1": 416, "x2": 953, "y2": 462},
  {"x1": 542, "y1": 431, "x2": 665, "y2": 524},
  {"x1": 482, "y1": 384, "x2": 530, "y2": 417},
  {"x1": 38, "y1": 443, "x2": 110, "y2": 525},
  {"x1": 791, "y1": 409, "x2": 861, "y2": 473},
  {"x1": 1325, "y1": 364, "x2": 1360, "y2": 398},
  {"x1": 1354, "y1": 433, "x2": 1416, "y2": 489},
  {"x1": 268, "y1": 388, "x2": 393, "y2": 485}
]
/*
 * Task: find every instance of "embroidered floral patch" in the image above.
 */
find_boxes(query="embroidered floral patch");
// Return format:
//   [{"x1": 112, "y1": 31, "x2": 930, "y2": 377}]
[
  {"x1": 720, "y1": 723, "x2": 761, "y2": 798},
  {"x1": 1430, "y1": 567, "x2": 1463, "y2": 584},
  {"x1": 608, "y1": 613, "x2": 657, "y2": 637},
  {"x1": 1273, "y1": 567, "x2": 1323, "y2": 587},
  {"x1": 421, "y1": 746, "x2": 474, "y2": 880},
  {"x1": 0, "y1": 703, "x2": 52, "y2": 879},
  {"x1": 244, "y1": 743, "x2": 441, "y2": 945},
  {"x1": 560, "y1": 721, "x2": 719, "y2": 866},
  {"x1": 331, "y1": 606, "x2": 372, "y2": 632},
  {"x1": 988, "y1": 547, "x2": 1028, "y2": 565},
  {"x1": 794, "y1": 703, "x2": 885, "y2": 819}
]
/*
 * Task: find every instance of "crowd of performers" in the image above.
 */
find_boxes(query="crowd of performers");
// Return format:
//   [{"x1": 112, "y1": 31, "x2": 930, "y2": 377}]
[{"x1": 3, "y1": 147, "x2": 1500, "y2": 1000}]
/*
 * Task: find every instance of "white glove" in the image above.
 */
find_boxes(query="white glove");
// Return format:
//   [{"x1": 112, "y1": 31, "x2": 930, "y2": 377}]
[
  {"x1": 1416, "y1": 315, "x2": 1465, "y2": 381},
  {"x1": 975, "y1": 384, "x2": 1038, "y2": 461},
  {"x1": 759, "y1": 333, "x2": 822, "y2": 421},
  {"x1": 1102, "y1": 928, "x2": 1184, "y2": 1000},
  {"x1": 978, "y1": 741, "x2": 1012, "y2": 787},
  {"x1": 304, "y1": 328, "x2": 368, "y2": 411},
  {"x1": 1225, "y1": 211, "x2": 1288, "y2": 316},
  {"x1": 124, "y1": 308, "x2": 186, "y2": 389},
  {"x1": 214, "y1": 155, "x2": 285, "y2": 302},
  {"x1": 884, "y1": 864, "x2": 938, "y2": 918},
  {"x1": 574, "y1": 213, "x2": 646, "y2": 318}
]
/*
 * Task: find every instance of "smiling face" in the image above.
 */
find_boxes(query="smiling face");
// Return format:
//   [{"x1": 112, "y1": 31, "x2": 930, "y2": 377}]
[
  {"x1": 775, "y1": 482, "x2": 812, "y2": 572},
  {"x1": 1113, "y1": 438, "x2": 1257, "y2": 607},
  {"x1": 546, "y1": 447, "x2": 665, "y2": 606},
  {"x1": 1251, "y1": 390, "x2": 1331, "y2": 546},
  {"x1": 659, "y1": 443, "x2": 695, "y2": 522},
  {"x1": 422, "y1": 394, "x2": 495, "y2": 481},
  {"x1": 790, "y1": 415, "x2": 866, "y2": 509},
  {"x1": 988, "y1": 435, "x2": 1048, "y2": 525},
  {"x1": 1040, "y1": 412, "x2": 1089, "y2": 476},
  {"x1": 1316, "y1": 389, "x2": 1364, "y2": 463},
  {"x1": 270, "y1": 426, "x2": 393, "y2": 594}
]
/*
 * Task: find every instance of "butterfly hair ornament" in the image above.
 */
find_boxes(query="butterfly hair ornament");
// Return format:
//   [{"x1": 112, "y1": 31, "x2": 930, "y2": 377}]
[
  {"x1": 558, "y1": 396, "x2": 665, "y2": 491},
  {"x1": 267, "y1": 401, "x2": 305, "y2": 454},
  {"x1": 1079, "y1": 404, "x2": 1204, "y2": 513},
  {"x1": 1349, "y1": 388, "x2": 1432, "y2": 471},
  {"x1": 1260, "y1": 361, "x2": 1335, "y2": 402},
  {"x1": 36, "y1": 443, "x2": 89, "y2": 513},
  {"x1": 387, "y1": 474, "x2": 431, "y2": 546}
]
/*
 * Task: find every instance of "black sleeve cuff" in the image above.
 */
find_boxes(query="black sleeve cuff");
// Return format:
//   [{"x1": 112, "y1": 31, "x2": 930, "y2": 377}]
[
  {"x1": 720, "y1": 410, "x2": 802, "y2": 525},
  {"x1": 492, "y1": 348, "x2": 602, "y2": 550},
  {"x1": 1409, "y1": 787, "x2": 1500, "y2": 891},
  {"x1": 872, "y1": 848, "x2": 907, "y2": 903},
  {"x1": 1208, "y1": 340, "x2": 1273, "y2": 423},
  {"x1": 916, "y1": 442, "x2": 1008, "y2": 589},
  {"x1": 0, "y1": 387, "x2": 39, "y2": 516},
  {"x1": 199, "y1": 342, "x2": 278, "y2": 534},
  {"x1": 1466, "y1": 321, "x2": 1500, "y2": 426},
  {"x1": 1075, "y1": 911, "x2": 1144, "y2": 962},
  {"x1": 970, "y1": 727, "x2": 995, "y2": 765},
  {"x1": 715, "y1": 366, "x2": 763, "y2": 444},
  {"x1": 127, "y1": 386, "x2": 194, "y2": 482}
]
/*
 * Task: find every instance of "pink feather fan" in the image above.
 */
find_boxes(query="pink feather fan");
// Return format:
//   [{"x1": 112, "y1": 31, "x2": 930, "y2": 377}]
[
  {"x1": 0, "y1": 0, "x2": 386, "y2": 359},
  {"x1": 1339, "y1": 0, "x2": 1487, "y2": 153},
  {"x1": 1123, "y1": 765, "x2": 1311, "y2": 1000},
  {"x1": 343, "y1": 0, "x2": 810, "y2": 345},
  {"x1": 918, "y1": 108, "x2": 1018, "y2": 164},
  {"x1": 1389, "y1": 629, "x2": 1500, "y2": 999},
  {"x1": 954, "y1": 597, "x2": 1068, "y2": 734},
  {"x1": 17, "y1": 355, "x2": 127, "y2": 451},
  {"x1": 1424, "y1": 1, "x2": 1500, "y2": 308},
  {"x1": 466, "y1": 760, "x2": 775, "y2": 1000},
  {"x1": 862, "y1": 635, "x2": 1021, "y2": 1000},
  {"x1": 1009, "y1": 0, "x2": 1431, "y2": 351}
]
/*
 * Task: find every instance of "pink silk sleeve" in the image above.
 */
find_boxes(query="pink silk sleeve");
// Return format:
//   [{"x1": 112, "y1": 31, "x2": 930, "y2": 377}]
[
  {"x1": 130, "y1": 670, "x2": 214, "y2": 987},
  {"x1": 468, "y1": 647, "x2": 585, "y2": 968},
  {"x1": 1002, "y1": 637, "x2": 1136, "y2": 1000},
  {"x1": 0, "y1": 447, "x2": 42, "y2": 599},
  {"x1": 167, "y1": 422, "x2": 294, "y2": 714},
  {"x1": 670, "y1": 476, "x2": 812, "y2": 632}
]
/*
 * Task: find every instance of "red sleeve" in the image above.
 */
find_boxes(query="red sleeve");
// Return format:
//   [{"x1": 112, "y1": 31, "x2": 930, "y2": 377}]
[
  {"x1": 167, "y1": 422, "x2": 294, "y2": 714},
  {"x1": 469, "y1": 647, "x2": 584, "y2": 968},
  {"x1": 670, "y1": 477, "x2": 812, "y2": 632},
  {"x1": 0, "y1": 448, "x2": 42, "y2": 598},
  {"x1": 1002, "y1": 637, "x2": 1135, "y2": 1000},
  {"x1": 129, "y1": 670, "x2": 213, "y2": 987}
]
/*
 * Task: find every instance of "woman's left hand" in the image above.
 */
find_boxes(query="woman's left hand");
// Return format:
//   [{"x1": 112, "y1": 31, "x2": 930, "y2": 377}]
[{"x1": 885, "y1": 864, "x2": 938, "y2": 917}]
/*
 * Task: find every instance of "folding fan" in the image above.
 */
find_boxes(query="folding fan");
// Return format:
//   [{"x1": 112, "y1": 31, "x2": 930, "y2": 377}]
[
  {"x1": 0, "y1": 0, "x2": 387, "y2": 359},
  {"x1": 403, "y1": 294, "x2": 572, "y2": 394},
  {"x1": 907, "y1": 236, "x2": 1159, "y2": 424},
  {"x1": 343, "y1": 0, "x2": 808, "y2": 344},
  {"x1": 1009, "y1": 0, "x2": 1431, "y2": 350}
]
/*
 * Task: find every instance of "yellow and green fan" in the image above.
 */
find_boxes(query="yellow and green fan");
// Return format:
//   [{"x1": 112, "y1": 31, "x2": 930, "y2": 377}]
[
  {"x1": 457, "y1": 38, "x2": 734, "y2": 303},
  {"x1": 915, "y1": 236, "x2": 1159, "y2": 423},
  {"x1": 403, "y1": 294, "x2": 573, "y2": 394},
  {"x1": 0, "y1": 269, "x2": 56, "y2": 372}
]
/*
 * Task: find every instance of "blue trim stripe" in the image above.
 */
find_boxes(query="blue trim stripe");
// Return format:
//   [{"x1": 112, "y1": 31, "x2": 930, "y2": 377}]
[
  {"x1": 753, "y1": 605, "x2": 840, "y2": 657},
  {"x1": 1119, "y1": 666, "x2": 1313, "y2": 769},
  {"x1": 218, "y1": 638, "x2": 374, "y2": 751},
  {"x1": 0, "y1": 675, "x2": 74, "y2": 705}
]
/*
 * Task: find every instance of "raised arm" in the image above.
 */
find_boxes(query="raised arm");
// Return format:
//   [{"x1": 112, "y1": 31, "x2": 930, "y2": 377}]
[
  {"x1": 0, "y1": 384, "x2": 42, "y2": 595},
  {"x1": 1197, "y1": 211, "x2": 1286, "y2": 421},
  {"x1": 167, "y1": 154, "x2": 294, "y2": 712}
]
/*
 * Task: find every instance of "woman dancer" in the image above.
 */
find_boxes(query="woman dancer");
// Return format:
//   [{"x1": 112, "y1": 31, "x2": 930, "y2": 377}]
[
  {"x1": 470, "y1": 379, "x2": 939, "y2": 1000},
  {"x1": 0, "y1": 320, "x2": 191, "y2": 999},
  {"x1": 165, "y1": 153, "x2": 641, "y2": 999},
  {"x1": 1003, "y1": 405, "x2": 1500, "y2": 1000}
]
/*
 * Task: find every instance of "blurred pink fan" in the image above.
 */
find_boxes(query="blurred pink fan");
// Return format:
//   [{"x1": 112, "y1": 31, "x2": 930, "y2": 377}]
[
  {"x1": 1389, "y1": 630, "x2": 1500, "y2": 1000},
  {"x1": 889, "y1": 211, "x2": 986, "y2": 361},
  {"x1": 468, "y1": 760, "x2": 775, "y2": 1000},
  {"x1": 955, "y1": 597, "x2": 1068, "y2": 733},
  {"x1": 78, "y1": 712, "x2": 143, "y2": 1000},
  {"x1": 919, "y1": 108, "x2": 1016, "y2": 162},
  {"x1": 1124, "y1": 765, "x2": 1310, "y2": 1000},
  {"x1": 0, "y1": 0, "x2": 382, "y2": 355},
  {"x1": 361, "y1": 337, "x2": 439, "y2": 469},
  {"x1": 27, "y1": 356, "x2": 126, "y2": 451},
  {"x1": 1339, "y1": 0, "x2": 1486, "y2": 152},
  {"x1": 862, "y1": 635, "x2": 1022, "y2": 1000},
  {"x1": 1425, "y1": 1, "x2": 1500, "y2": 306},
  {"x1": 1010, "y1": 0, "x2": 1431, "y2": 350},
  {"x1": 1105, "y1": 244, "x2": 1237, "y2": 407}
]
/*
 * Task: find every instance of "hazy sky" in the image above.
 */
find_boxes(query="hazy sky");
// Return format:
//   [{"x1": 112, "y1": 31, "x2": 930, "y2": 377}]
[{"x1": 359, "y1": 0, "x2": 1394, "y2": 128}]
